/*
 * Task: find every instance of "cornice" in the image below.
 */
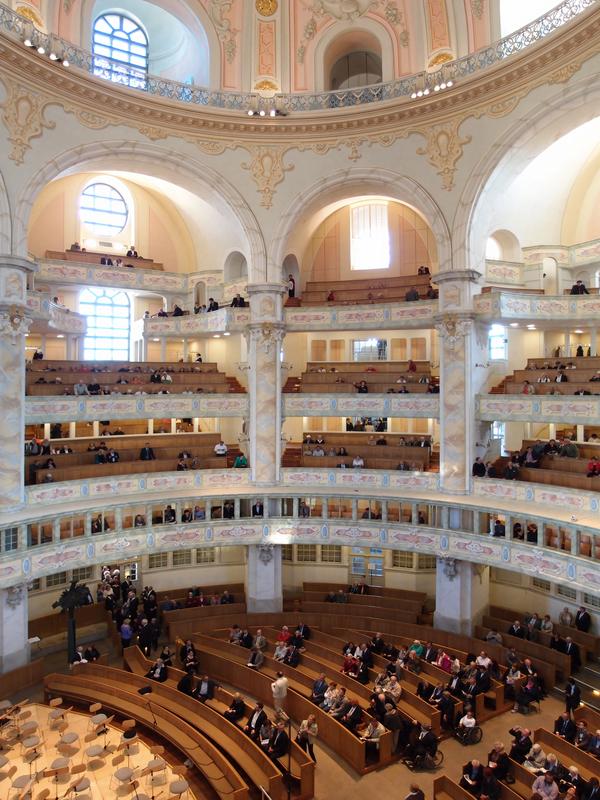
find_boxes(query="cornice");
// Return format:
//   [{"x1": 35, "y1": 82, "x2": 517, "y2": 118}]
[
  {"x1": 1, "y1": 6, "x2": 600, "y2": 201},
  {"x1": 0, "y1": 8, "x2": 599, "y2": 142}
]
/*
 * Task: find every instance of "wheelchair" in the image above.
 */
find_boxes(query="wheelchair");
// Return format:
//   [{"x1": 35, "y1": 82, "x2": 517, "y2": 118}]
[
  {"x1": 454, "y1": 724, "x2": 483, "y2": 745},
  {"x1": 403, "y1": 748, "x2": 444, "y2": 771}
]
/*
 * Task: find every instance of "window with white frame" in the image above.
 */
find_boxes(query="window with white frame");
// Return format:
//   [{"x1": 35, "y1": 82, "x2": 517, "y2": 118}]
[
  {"x1": 488, "y1": 324, "x2": 508, "y2": 361},
  {"x1": 92, "y1": 14, "x2": 148, "y2": 89},
  {"x1": 350, "y1": 202, "x2": 390, "y2": 270},
  {"x1": 196, "y1": 548, "x2": 216, "y2": 564},
  {"x1": 79, "y1": 287, "x2": 131, "y2": 361},
  {"x1": 321, "y1": 545, "x2": 342, "y2": 563},
  {"x1": 72, "y1": 567, "x2": 93, "y2": 582},
  {"x1": 297, "y1": 544, "x2": 317, "y2": 562},
  {"x1": 46, "y1": 571, "x2": 68, "y2": 588},
  {"x1": 392, "y1": 551, "x2": 414, "y2": 568},
  {"x1": 281, "y1": 545, "x2": 293, "y2": 562},
  {"x1": 1, "y1": 528, "x2": 18, "y2": 552},
  {"x1": 79, "y1": 182, "x2": 128, "y2": 235},
  {"x1": 148, "y1": 553, "x2": 168, "y2": 569},
  {"x1": 491, "y1": 420, "x2": 506, "y2": 453},
  {"x1": 173, "y1": 550, "x2": 192, "y2": 567}
]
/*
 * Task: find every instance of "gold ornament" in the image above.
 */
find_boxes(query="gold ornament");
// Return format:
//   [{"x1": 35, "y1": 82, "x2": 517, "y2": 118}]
[{"x1": 256, "y1": 0, "x2": 277, "y2": 17}]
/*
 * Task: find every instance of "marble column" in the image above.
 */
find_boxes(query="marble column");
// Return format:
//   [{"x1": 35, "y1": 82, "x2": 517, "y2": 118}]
[
  {"x1": 435, "y1": 270, "x2": 488, "y2": 494},
  {"x1": 0, "y1": 257, "x2": 35, "y2": 512},
  {"x1": 0, "y1": 584, "x2": 29, "y2": 672},
  {"x1": 246, "y1": 284, "x2": 286, "y2": 485},
  {"x1": 433, "y1": 558, "x2": 489, "y2": 635},
  {"x1": 246, "y1": 544, "x2": 283, "y2": 613}
]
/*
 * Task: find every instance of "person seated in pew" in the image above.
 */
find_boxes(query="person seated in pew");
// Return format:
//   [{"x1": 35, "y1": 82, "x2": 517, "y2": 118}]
[
  {"x1": 238, "y1": 628, "x2": 253, "y2": 649},
  {"x1": 532, "y1": 773, "x2": 560, "y2": 800},
  {"x1": 554, "y1": 711, "x2": 577, "y2": 742},
  {"x1": 487, "y1": 742, "x2": 511, "y2": 781},
  {"x1": 570, "y1": 280, "x2": 590, "y2": 295},
  {"x1": 523, "y1": 742, "x2": 547, "y2": 772},
  {"x1": 405, "y1": 287, "x2": 420, "y2": 302},
  {"x1": 145, "y1": 657, "x2": 167, "y2": 682},
  {"x1": 179, "y1": 639, "x2": 197, "y2": 666},
  {"x1": 508, "y1": 619, "x2": 526, "y2": 638},
  {"x1": 158, "y1": 645, "x2": 172, "y2": 666},
  {"x1": 311, "y1": 674, "x2": 328, "y2": 705},
  {"x1": 574, "y1": 720, "x2": 592, "y2": 750},
  {"x1": 459, "y1": 759, "x2": 485, "y2": 795},
  {"x1": 252, "y1": 628, "x2": 267, "y2": 651},
  {"x1": 583, "y1": 779, "x2": 600, "y2": 800},
  {"x1": 244, "y1": 702, "x2": 267, "y2": 740},
  {"x1": 340, "y1": 698, "x2": 362, "y2": 732},
  {"x1": 223, "y1": 692, "x2": 245, "y2": 723},
  {"x1": 403, "y1": 721, "x2": 438, "y2": 766},
  {"x1": 247, "y1": 646, "x2": 264, "y2": 670},
  {"x1": 586, "y1": 456, "x2": 600, "y2": 476},
  {"x1": 195, "y1": 674, "x2": 216, "y2": 702},
  {"x1": 559, "y1": 766, "x2": 587, "y2": 797},
  {"x1": 586, "y1": 730, "x2": 600, "y2": 757},
  {"x1": 177, "y1": 667, "x2": 196, "y2": 696},
  {"x1": 264, "y1": 720, "x2": 290, "y2": 759},
  {"x1": 284, "y1": 644, "x2": 301, "y2": 668},
  {"x1": 479, "y1": 766, "x2": 501, "y2": 800},
  {"x1": 509, "y1": 726, "x2": 532, "y2": 763},
  {"x1": 84, "y1": 643, "x2": 100, "y2": 662},
  {"x1": 359, "y1": 717, "x2": 385, "y2": 750}
]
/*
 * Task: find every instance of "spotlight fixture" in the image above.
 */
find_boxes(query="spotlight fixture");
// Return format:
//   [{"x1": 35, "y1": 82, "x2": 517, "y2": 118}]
[
  {"x1": 23, "y1": 30, "x2": 69, "y2": 66},
  {"x1": 412, "y1": 78, "x2": 455, "y2": 100},
  {"x1": 259, "y1": 109, "x2": 266, "y2": 117},
  {"x1": 37, "y1": 45, "x2": 45, "y2": 54},
  {"x1": 246, "y1": 106, "x2": 288, "y2": 119}
]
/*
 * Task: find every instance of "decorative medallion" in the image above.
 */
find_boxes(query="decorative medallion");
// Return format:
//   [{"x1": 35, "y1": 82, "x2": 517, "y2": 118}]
[{"x1": 256, "y1": 0, "x2": 278, "y2": 16}]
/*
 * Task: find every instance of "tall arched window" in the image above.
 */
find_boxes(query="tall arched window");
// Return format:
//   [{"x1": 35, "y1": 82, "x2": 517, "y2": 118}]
[
  {"x1": 80, "y1": 182, "x2": 128, "y2": 235},
  {"x1": 79, "y1": 288, "x2": 131, "y2": 361},
  {"x1": 92, "y1": 13, "x2": 148, "y2": 89}
]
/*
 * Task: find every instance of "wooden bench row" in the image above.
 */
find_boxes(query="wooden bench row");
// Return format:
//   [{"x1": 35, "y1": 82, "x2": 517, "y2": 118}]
[
  {"x1": 489, "y1": 605, "x2": 599, "y2": 658},
  {"x1": 302, "y1": 591, "x2": 424, "y2": 614},
  {"x1": 192, "y1": 632, "x2": 392, "y2": 774},
  {"x1": 123, "y1": 646, "x2": 314, "y2": 800},
  {"x1": 46, "y1": 249, "x2": 164, "y2": 270},
  {"x1": 33, "y1": 455, "x2": 233, "y2": 483},
  {"x1": 303, "y1": 583, "x2": 427, "y2": 604}
]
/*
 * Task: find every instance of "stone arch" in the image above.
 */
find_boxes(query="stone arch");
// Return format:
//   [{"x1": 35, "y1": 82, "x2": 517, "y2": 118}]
[
  {"x1": 454, "y1": 77, "x2": 600, "y2": 278},
  {"x1": 13, "y1": 140, "x2": 267, "y2": 282},
  {"x1": 486, "y1": 229, "x2": 522, "y2": 262},
  {"x1": 0, "y1": 168, "x2": 11, "y2": 255},
  {"x1": 224, "y1": 251, "x2": 248, "y2": 283},
  {"x1": 269, "y1": 167, "x2": 452, "y2": 283}
]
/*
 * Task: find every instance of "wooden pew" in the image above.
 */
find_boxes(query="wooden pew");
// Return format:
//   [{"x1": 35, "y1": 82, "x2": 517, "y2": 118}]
[
  {"x1": 123, "y1": 646, "x2": 314, "y2": 800},
  {"x1": 481, "y1": 616, "x2": 572, "y2": 680},
  {"x1": 489, "y1": 605, "x2": 599, "y2": 659},
  {"x1": 46, "y1": 249, "x2": 164, "y2": 270},
  {"x1": 434, "y1": 774, "x2": 523, "y2": 800},
  {"x1": 43, "y1": 667, "x2": 249, "y2": 800},
  {"x1": 473, "y1": 625, "x2": 557, "y2": 690},
  {"x1": 303, "y1": 583, "x2": 427, "y2": 604},
  {"x1": 300, "y1": 602, "x2": 418, "y2": 625},
  {"x1": 507, "y1": 758, "x2": 536, "y2": 799},
  {"x1": 534, "y1": 728, "x2": 600, "y2": 780},
  {"x1": 189, "y1": 639, "x2": 382, "y2": 774},
  {"x1": 302, "y1": 591, "x2": 424, "y2": 614},
  {"x1": 574, "y1": 704, "x2": 600, "y2": 730}
]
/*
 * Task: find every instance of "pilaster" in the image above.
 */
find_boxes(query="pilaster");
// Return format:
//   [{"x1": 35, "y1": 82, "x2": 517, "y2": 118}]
[
  {"x1": 0, "y1": 257, "x2": 35, "y2": 512},
  {"x1": 433, "y1": 558, "x2": 489, "y2": 636},
  {"x1": 246, "y1": 283, "x2": 287, "y2": 484},
  {"x1": 434, "y1": 270, "x2": 488, "y2": 494},
  {"x1": 0, "y1": 584, "x2": 29, "y2": 672},
  {"x1": 246, "y1": 544, "x2": 283, "y2": 613}
]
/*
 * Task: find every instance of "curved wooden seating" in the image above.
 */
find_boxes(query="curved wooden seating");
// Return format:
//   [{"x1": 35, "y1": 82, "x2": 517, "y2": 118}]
[
  {"x1": 303, "y1": 583, "x2": 427, "y2": 604},
  {"x1": 301, "y1": 275, "x2": 433, "y2": 306},
  {"x1": 189, "y1": 633, "x2": 391, "y2": 774},
  {"x1": 489, "y1": 605, "x2": 599, "y2": 659},
  {"x1": 301, "y1": 591, "x2": 424, "y2": 615},
  {"x1": 299, "y1": 601, "x2": 418, "y2": 624},
  {"x1": 434, "y1": 774, "x2": 523, "y2": 800},
  {"x1": 43, "y1": 667, "x2": 249, "y2": 800},
  {"x1": 123, "y1": 646, "x2": 314, "y2": 800},
  {"x1": 46, "y1": 249, "x2": 164, "y2": 270},
  {"x1": 480, "y1": 616, "x2": 572, "y2": 680},
  {"x1": 534, "y1": 728, "x2": 599, "y2": 780}
]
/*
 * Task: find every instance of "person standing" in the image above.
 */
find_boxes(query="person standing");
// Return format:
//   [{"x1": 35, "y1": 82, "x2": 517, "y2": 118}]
[
  {"x1": 565, "y1": 677, "x2": 581, "y2": 716},
  {"x1": 271, "y1": 671, "x2": 289, "y2": 718},
  {"x1": 296, "y1": 714, "x2": 318, "y2": 762},
  {"x1": 287, "y1": 274, "x2": 295, "y2": 298}
]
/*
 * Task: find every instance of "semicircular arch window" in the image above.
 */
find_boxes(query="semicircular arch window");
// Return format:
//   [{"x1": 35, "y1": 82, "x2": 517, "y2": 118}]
[
  {"x1": 92, "y1": 13, "x2": 148, "y2": 89},
  {"x1": 79, "y1": 182, "x2": 128, "y2": 235}
]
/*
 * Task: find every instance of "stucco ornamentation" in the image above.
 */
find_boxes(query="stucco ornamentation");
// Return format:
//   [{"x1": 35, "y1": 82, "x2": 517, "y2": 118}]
[
  {"x1": 0, "y1": 81, "x2": 55, "y2": 165},
  {"x1": 471, "y1": 0, "x2": 485, "y2": 20},
  {"x1": 548, "y1": 60, "x2": 583, "y2": 84},
  {"x1": 0, "y1": 308, "x2": 31, "y2": 340},
  {"x1": 308, "y1": 0, "x2": 374, "y2": 21},
  {"x1": 415, "y1": 119, "x2": 471, "y2": 190},
  {"x1": 435, "y1": 315, "x2": 472, "y2": 350},
  {"x1": 241, "y1": 146, "x2": 293, "y2": 208},
  {"x1": 209, "y1": 0, "x2": 239, "y2": 63}
]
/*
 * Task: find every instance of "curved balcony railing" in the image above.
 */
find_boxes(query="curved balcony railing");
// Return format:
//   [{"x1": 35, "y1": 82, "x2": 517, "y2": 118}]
[
  {"x1": 0, "y1": 0, "x2": 595, "y2": 113},
  {"x1": 1, "y1": 489, "x2": 597, "y2": 592},
  {"x1": 477, "y1": 394, "x2": 600, "y2": 425}
]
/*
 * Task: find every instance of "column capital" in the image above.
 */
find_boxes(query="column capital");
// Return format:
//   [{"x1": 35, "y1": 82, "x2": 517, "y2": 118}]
[
  {"x1": 0, "y1": 256, "x2": 37, "y2": 313},
  {"x1": 247, "y1": 283, "x2": 288, "y2": 297},
  {"x1": 434, "y1": 269, "x2": 482, "y2": 284},
  {"x1": 433, "y1": 313, "x2": 475, "y2": 349}
]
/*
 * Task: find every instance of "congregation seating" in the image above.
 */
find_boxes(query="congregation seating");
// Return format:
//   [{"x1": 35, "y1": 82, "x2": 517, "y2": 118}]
[
  {"x1": 190, "y1": 632, "x2": 394, "y2": 773},
  {"x1": 285, "y1": 432, "x2": 433, "y2": 472},
  {"x1": 299, "y1": 275, "x2": 434, "y2": 306},
  {"x1": 488, "y1": 605, "x2": 599, "y2": 659},
  {"x1": 44, "y1": 665, "x2": 250, "y2": 799},
  {"x1": 494, "y1": 356, "x2": 600, "y2": 394},
  {"x1": 124, "y1": 645, "x2": 315, "y2": 799},
  {"x1": 26, "y1": 359, "x2": 241, "y2": 396},
  {"x1": 287, "y1": 360, "x2": 436, "y2": 394},
  {"x1": 25, "y1": 432, "x2": 239, "y2": 484},
  {"x1": 46, "y1": 248, "x2": 164, "y2": 270}
]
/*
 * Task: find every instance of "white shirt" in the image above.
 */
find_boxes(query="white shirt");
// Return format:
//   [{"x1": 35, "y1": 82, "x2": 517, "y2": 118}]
[
  {"x1": 214, "y1": 443, "x2": 228, "y2": 455},
  {"x1": 271, "y1": 677, "x2": 288, "y2": 698},
  {"x1": 460, "y1": 715, "x2": 476, "y2": 728}
]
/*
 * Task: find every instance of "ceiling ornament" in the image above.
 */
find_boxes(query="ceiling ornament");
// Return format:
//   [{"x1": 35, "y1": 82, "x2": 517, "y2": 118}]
[
  {"x1": 306, "y1": 0, "x2": 374, "y2": 21},
  {"x1": 255, "y1": 79, "x2": 279, "y2": 91},
  {"x1": 209, "y1": 0, "x2": 239, "y2": 64},
  {"x1": 428, "y1": 51, "x2": 454, "y2": 69},
  {"x1": 0, "y1": 79, "x2": 55, "y2": 165},
  {"x1": 16, "y1": 6, "x2": 44, "y2": 27},
  {"x1": 241, "y1": 145, "x2": 294, "y2": 208},
  {"x1": 471, "y1": 0, "x2": 485, "y2": 20},
  {"x1": 416, "y1": 119, "x2": 471, "y2": 191},
  {"x1": 256, "y1": 0, "x2": 278, "y2": 16}
]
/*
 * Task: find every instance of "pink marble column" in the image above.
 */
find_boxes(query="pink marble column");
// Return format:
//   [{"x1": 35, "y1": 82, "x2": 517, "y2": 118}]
[
  {"x1": 435, "y1": 271, "x2": 489, "y2": 494},
  {"x1": 246, "y1": 284, "x2": 286, "y2": 485},
  {"x1": 0, "y1": 257, "x2": 34, "y2": 512}
]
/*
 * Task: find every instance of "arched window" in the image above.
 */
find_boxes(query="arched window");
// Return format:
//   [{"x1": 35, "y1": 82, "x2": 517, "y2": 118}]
[
  {"x1": 79, "y1": 288, "x2": 131, "y2": 361},
  {"x1": 92, "y1": 13, "x2": 148, "y2": 89},
  {"x1": 350, "y1": 202, "x2": 390, "y2": 270},
  {"x1": 79, "y1": 182, "x2": 128, "y2": 235}
]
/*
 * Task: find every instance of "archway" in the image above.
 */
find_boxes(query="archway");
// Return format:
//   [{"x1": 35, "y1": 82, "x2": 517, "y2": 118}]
[
  {"x1": 270, "y1": 168, "x2": 452, "y2": 283},
  {"x1": 314, "y1": 20, "x2": 395, "y2": 92},
  {"x1": 486, "y1": 229, "x2": 522, "y2": 262},
  {"x1": 224, "y1": 251, "x2": 248, "y2": 284},
  {"x1": 13, "y1": 141, "x2": 267, "y2": 282},
  {"x1": 282, "y1": 254, "x2": 300, "y2": 297}
]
